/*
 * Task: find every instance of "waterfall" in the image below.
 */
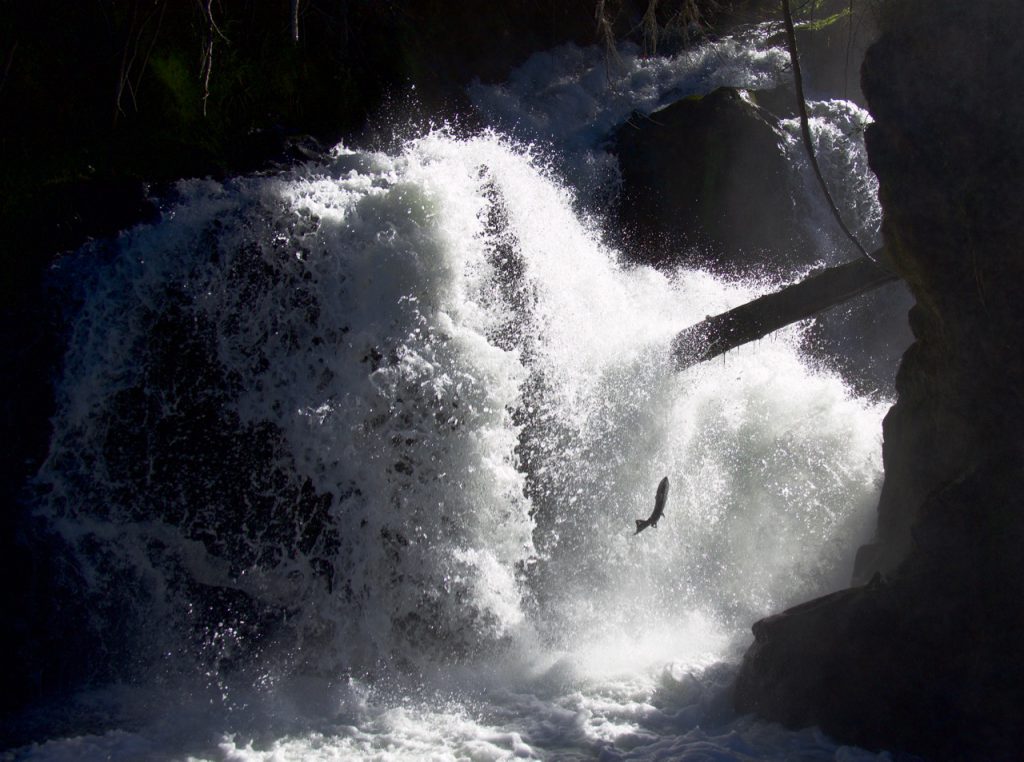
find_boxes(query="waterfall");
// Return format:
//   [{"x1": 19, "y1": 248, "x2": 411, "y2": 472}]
[{"x1": 17, "y1": 29, "x2": 897, "y2": 762}]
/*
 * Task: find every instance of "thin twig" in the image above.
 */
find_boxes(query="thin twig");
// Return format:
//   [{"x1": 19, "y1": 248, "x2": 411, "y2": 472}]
[
  {"x1": 201, "y1": 39, "x2": 213, "y2": 116},
  {"x1": 843, "y1": 0, "x2": 854, "y2": 101},
  {"x1": 135, "y1": 1, "x2": 168, "y2": 105},
  {"x1": 781, "y1": 0, "x2": 872, "y2": 261},
  {"x1": 595, "y1": 0, "x2": 622, "y2": 82},
  {"x1": 113, "y1": 0, "x2": 166, "y2": 122},
  {"x1": 208, "y1": 0, "x2": 229, "y2": 43},
  {"x1": 122, "y1": 7, "x2": 148, "y2": 112},
  {"x1": 641, "y1": 0, "x2": 659, "y2": 57},
  {"x1": 198, "y1": 0, "x2": 228, "y2": 117},
  {"x1": 114, "y1": 1, "x2": 139, "y2": 123},
  {"x1": 664, "y1": 0, "x2": 712, "y2": 47},
  {"x1": 0, "y1": 41, "x2": 18, "y2": 100}
]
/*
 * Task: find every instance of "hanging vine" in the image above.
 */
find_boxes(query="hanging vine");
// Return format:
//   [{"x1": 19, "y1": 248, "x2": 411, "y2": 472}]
[
  {"x1": 197, "y1": 0, "x2": 229, "y2": 117},
  {"x1": 113, "y1": 0, "x2": 168, "y2": 125},
  {"x1": 781, "y1": 0, "x2": 873, "y2": 261}
]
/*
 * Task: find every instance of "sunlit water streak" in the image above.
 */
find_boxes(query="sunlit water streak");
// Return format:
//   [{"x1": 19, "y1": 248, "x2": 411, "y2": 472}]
[{"x1": 15, "y1": 32, "x2": 896, "y2": 762}]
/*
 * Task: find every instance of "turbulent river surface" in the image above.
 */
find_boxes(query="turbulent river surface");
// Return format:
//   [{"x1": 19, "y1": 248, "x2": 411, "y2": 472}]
[{"x1": 12, "y1": 26, "x2": 905, "y2": 761}]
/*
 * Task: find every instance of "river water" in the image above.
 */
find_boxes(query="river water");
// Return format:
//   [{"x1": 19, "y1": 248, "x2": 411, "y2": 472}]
[{"x1": 13, "y1": 27, "x2": 902, "y2": 761}]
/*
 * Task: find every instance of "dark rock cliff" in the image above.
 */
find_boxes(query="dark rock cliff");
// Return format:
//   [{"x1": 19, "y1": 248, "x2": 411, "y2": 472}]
[{"x1": 735, "y1": 1, "x2": 1024, "y2": 758}]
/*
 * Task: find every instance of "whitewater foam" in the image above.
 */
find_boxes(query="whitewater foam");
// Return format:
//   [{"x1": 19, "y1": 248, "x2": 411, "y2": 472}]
[{"x1": 18, "y1": 24, "x2": 900, "y2": 761}]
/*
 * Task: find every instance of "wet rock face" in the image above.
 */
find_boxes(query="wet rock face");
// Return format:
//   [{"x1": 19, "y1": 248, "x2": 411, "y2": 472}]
[
  {"x1": 860, "y1": 0, "x2": 1024, "y2": 577},
  {"x1": 612, "y1": 88, "x2": 813, "y2": 276},
  {"x1": 736, "y1": 1, "x2": 1024, "y2": 758}
]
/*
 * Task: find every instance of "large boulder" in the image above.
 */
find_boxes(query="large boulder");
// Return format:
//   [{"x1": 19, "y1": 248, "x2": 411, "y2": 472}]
[{"x1": 612, "y1": 87, "x2": 814, "y2": 275}]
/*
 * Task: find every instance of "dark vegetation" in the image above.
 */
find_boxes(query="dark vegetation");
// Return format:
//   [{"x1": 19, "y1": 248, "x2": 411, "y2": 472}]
[
  {"x1": 0, "y1": 0, "x2": 782, "y2": 306},
  {"x1": 0, "y1": 0, "x2": 586, "y2": 303}
]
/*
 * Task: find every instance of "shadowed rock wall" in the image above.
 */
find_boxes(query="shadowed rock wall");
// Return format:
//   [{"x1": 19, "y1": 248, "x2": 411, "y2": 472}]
[
  {"x1": 857, "y1": 0, "x2": 1024, "y2": 579},
  {"x1": 735, "y1": 1, "x2": 1024, "y2": 758}
]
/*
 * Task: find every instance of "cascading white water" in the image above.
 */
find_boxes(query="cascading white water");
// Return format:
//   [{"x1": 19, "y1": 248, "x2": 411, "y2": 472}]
[
  {"x1": 780, "y1": 98, "x2": 882, "y2": 255},
  {"x1": 19, "y1": 27, "x2": 899, "y2": 762}
]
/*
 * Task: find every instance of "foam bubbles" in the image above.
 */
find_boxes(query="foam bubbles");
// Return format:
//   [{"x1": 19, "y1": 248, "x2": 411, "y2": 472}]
[{"x1": 32, "y1": 56, "x2": 889, "y2": 761}]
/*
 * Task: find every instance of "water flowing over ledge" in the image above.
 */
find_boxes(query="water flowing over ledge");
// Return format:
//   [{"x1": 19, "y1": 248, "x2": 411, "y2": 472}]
[{"x1": 15, "y1": 27, "x2": 896, "y2": 761}]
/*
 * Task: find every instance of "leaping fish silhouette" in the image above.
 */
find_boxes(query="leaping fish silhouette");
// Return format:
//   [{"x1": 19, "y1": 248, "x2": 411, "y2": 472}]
[{"x1": 635, "y1": 476, "x2": 669, "y2": 535}]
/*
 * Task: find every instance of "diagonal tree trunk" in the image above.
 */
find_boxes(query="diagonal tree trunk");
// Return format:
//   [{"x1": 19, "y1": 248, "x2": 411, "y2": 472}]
[{"x1": 672, "y1": 251, "x2": 899, "y2": 369}]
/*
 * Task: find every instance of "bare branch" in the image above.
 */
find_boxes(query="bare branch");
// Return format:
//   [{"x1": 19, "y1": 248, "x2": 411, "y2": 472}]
[
  {"x1": 198, "y1": 0, "x2": 228, "y2": 117},
  {"x1": 641, "y1": 0, "x2": 660, "y2": 56},
  {"x1": 672, "y1": 252, "x2": 897, "y2": 369},
  {"x1": 0, "y1": 41, "x2": 18, "y2": 100}
]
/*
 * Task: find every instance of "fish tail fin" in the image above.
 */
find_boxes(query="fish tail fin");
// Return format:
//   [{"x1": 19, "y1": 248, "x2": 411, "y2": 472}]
[{"x1": 635, "y1": 519, "x2": 649, "y2": 534}]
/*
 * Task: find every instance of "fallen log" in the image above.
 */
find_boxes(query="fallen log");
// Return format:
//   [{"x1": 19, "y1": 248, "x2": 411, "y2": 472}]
[{"x1": 671, "y1": 251, "x2": 899, "y2": 369}]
